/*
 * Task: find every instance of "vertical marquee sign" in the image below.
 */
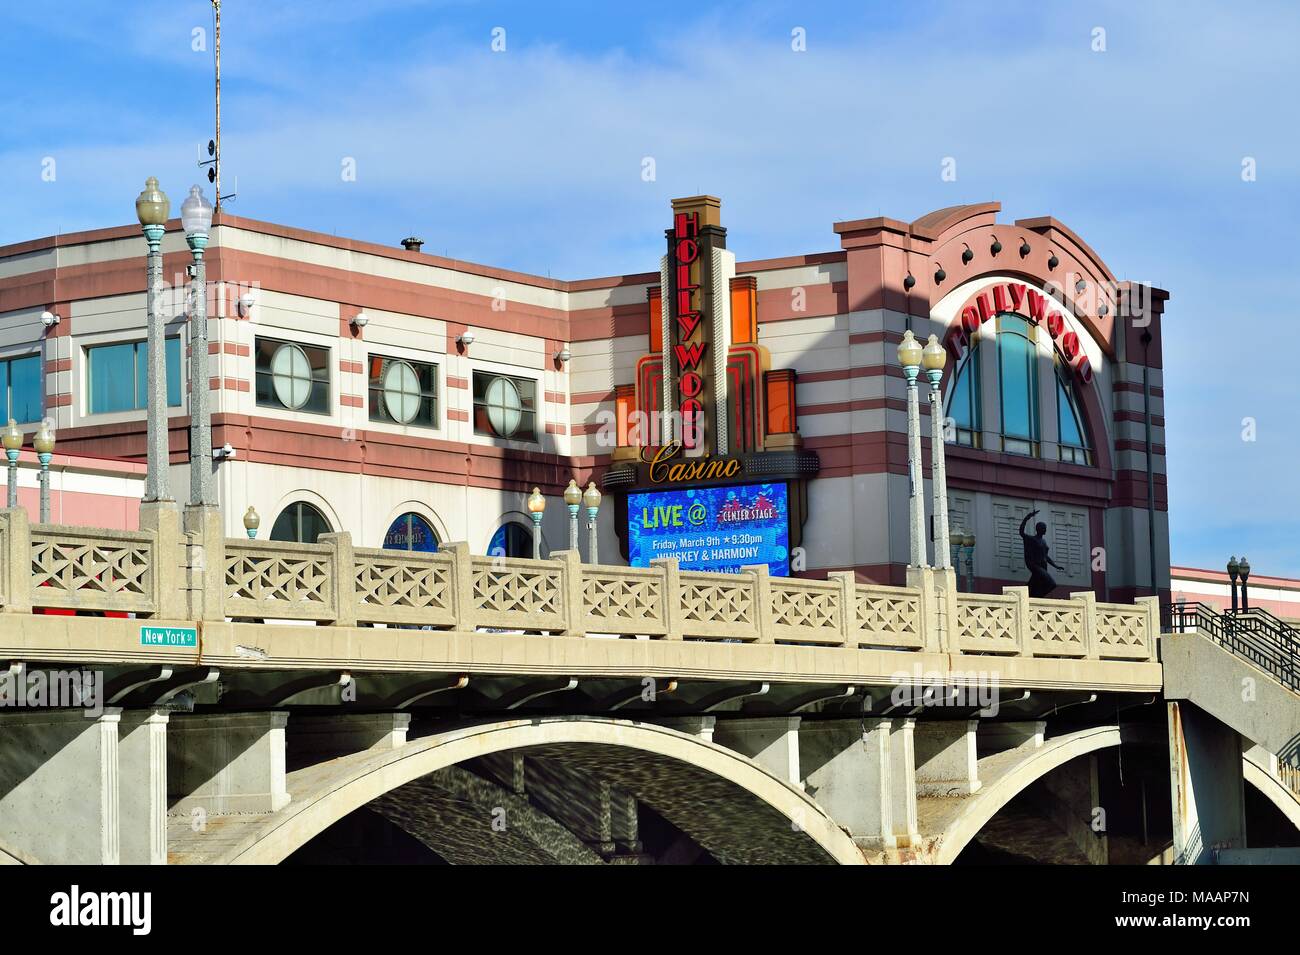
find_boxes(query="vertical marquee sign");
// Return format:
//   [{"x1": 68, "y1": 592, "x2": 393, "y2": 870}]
[
  {"x1": 673, "y1": 210, "x2": 705, "y2": 450},
  {"x1": 666, "y1": 196, "x2": 725, "y2": 455}
]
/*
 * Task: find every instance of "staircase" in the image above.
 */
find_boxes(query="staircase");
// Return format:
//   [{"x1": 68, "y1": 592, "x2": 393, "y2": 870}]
[{"x1": 1164, "y1": 603, "x2": 1300, "y2": 793}]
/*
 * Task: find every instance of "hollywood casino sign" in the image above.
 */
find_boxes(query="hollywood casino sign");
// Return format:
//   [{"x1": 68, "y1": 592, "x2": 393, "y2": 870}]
[
  {"x1": 672, "y1": 210, "x2": 708, "y2": 448},
  {"x1": 948, "y1": 282, "x2": 1094, "y2": 384}
]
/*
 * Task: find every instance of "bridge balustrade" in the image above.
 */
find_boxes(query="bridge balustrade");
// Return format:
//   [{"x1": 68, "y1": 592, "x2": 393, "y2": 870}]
[{"x1": 0, "y1": 508, "x2": 1157, "y2": 661}]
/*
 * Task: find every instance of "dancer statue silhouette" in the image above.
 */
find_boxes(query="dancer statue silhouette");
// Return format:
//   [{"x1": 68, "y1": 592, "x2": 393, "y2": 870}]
[{"x1": 1018, "y1": 510, "x2": 1063, "y2": 598}]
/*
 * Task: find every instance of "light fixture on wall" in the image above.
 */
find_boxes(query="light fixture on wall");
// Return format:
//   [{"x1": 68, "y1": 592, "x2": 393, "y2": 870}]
[
  {"x1": 457, "y1": 330, "x2": 476, "y2": 353},
  {"x1": 1075, "y1": 277, "x2": 1087, "y2": 294},
  {"x1": 351, "y1": 312, "x2": 369, "y2": 329},
  {"x1": 212, "y1": 442, "x2": 236, "y2": 460},
  {"x1": 40, "y1": 311, "x2": 60, "y2": 329},
  {"x1": 1047, "y1": 251, "x2": 1060, "y2": 270},
  {"x1": 237, "y1": 290, "x2": 257, "y2": 316},
  {"x1": 1019, "y1": 236, "x2": 1031, "y2": 258},
  {"x1": 903, "y1": 272, "x2": 916, "y2": 291},
  {"x1": 554, "y1": 346, "x2": 572, "y2": 364},
  {"x1": 989, "y1": 235, "x2": 1002, "y2": 256},
  {"x1": 933, "y1": 265, "x2": 946, "y2": 285},
  {"x1": 961, "y1": 243, "x2": 974, "y2": 265}
]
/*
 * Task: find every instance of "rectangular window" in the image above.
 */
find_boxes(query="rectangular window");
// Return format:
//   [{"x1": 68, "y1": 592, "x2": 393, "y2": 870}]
[
  {"x1": 2, "y1": 354, "x2": 42, "y2": 423},
  {"x1": 255, "y1": 338, "x2": 330, "y2": 414},
  {"x1": 472, "y1": 371, "x2": 537, "y2": 441},
  {"x1": 368, "y1": 356, "x2": 438, "y2": 427},
  {"x1": 87, "y1": 338, "x2": 181, "y2": 414}
]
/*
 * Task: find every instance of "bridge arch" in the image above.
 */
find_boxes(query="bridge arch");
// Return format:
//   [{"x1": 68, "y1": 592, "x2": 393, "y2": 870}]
[
  {"x1": 933, "y1": 725, "x2": 1123, "y2": 865},
  {"x1": 214, "y1": 717, "x2": 865, "y2": 865}
]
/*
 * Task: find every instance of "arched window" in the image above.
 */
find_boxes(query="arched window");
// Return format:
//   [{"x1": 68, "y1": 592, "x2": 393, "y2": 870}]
[
  {"x1": 944, "y1": 344, "x2": 981, "y2": 447},
  {"x1": 1056, "y1": 364, "x2": 1092, "y2": 465},
  {"x1": 488, "y1": 521, "x2": 537, "y2": 559},
  {"x1": 383, "y1": 512, "x2": 440, "y2": 552},
  {"x1": 270, "y1": 501, "x2": 332, "y2": 543},
  {"x1": 996, "y1": 314, "x2": 1039, "y2": 456}
]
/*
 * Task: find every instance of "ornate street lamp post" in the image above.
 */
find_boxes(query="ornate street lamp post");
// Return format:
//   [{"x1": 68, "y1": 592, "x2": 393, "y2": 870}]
[
  {"x1": 1239, "y1": 556, "x2": 1251, "y2": 612},
  {"x1": 33, "y1": 422, "x2": 54, "y2": 523},
  {"x1": 897, "y1": 329, "x2": 927, "y2": 568},
  {"x1": 243, "y1": 506, "x2": 260, "y2": 539},
  {"x1": 1227, "y1": 556, "x2": 1240, "y2": 613},
  {"x1": 181, "y1": 185, "x2": 216, "y2": 507},
  {"x1": 3, "y1": 419, "x2": 22, "y2": 509},
  {"x1": 134, "y1": 177, "x2": 172, "y2": 504},
  {"x1": 583, "y1": 481, "x2": 602, "y2": 565},
  {"x1": 563, "y1": 479, "x2": 582, "y2": 551},
  {"x1": 527, "y1": 487, "x2": 546, "y2": 559},
  {"x1": 922, "y1": 334, "x2": 951, "y2": 569}
]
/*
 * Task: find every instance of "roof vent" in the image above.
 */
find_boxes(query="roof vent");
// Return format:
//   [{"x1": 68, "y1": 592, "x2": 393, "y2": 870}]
[{"x1": 400, "y1": 236, "x2": 424, "y2": 252}]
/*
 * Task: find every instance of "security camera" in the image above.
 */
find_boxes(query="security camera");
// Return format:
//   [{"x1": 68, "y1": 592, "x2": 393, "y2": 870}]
[
  {"x1": 212, "y1": 443, "x2": 236, "y2": 460},
  {"x1": 40, "y1": 311, "x2": 60, "y2": 329}
]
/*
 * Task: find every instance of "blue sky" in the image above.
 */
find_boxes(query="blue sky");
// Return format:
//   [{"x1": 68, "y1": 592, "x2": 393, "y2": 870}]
[{"x1": 1, "y1": 1, "x2": 1297, "y2": 575}]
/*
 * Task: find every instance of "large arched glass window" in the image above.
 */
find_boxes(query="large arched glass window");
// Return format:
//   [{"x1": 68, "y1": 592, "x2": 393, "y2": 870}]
[
  {"x1": 996, "y1": 314, "x2": 1039, "y2": 456},
  {"x1": 944, "y1": 344, "x2": 981, "y2": 447},
  {"x1": 1056, "y1": 364, "x2": 1092, "y2": 465},
  {"x1": 270, "y1": 502, "x2": 332, "y2": 543},
  {"x1": 383, "y1": 512, "x2": 439, "y2": 552},
  {"x1": 488, "y1": 521, "x2": 536, "y2": 558}
]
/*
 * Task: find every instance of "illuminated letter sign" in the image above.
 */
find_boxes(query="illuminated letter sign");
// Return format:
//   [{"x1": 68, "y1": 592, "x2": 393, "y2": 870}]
[{"x1": 672, "y1": 211, "x2": 708, "y2": 449}]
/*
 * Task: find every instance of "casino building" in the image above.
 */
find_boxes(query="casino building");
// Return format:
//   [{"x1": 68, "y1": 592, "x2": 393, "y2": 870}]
[{"x1": 0, "y1": 195, "x2": 1170, "y2": 603}]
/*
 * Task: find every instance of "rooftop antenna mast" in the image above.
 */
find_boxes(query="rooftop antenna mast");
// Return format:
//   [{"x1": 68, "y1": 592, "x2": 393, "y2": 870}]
[{"x1": 198, "y1": 0, "x2": 234, "y2": 207}]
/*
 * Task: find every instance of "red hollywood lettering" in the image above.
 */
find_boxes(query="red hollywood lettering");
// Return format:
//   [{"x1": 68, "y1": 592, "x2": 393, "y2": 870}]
[
  {"x1": 675, "y1": 341, "x2": 708, "y2": 370},
  {"x1": 1025, "y1": 289, "x2": 1047, "y2": 323},
  {"x1": 1008, "y1": 283, "x2": 1027, "y2": 312}
]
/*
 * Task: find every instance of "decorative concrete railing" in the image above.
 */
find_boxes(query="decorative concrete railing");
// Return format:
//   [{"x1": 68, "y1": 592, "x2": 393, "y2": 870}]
[{"x1": 0, "y1": 508, "x2": 1159, "y2": 661}]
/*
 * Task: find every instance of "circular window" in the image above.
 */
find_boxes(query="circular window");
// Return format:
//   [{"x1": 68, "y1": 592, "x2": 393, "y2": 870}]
[
  {"x1": 382, "y1": 361, "x2": 421, "y2": 424},
  {"x1": 484, "y1": 376, "x2": 522, "y2": 438},
  {"x1": 270, "y1": 343, "x2": 312, "y2": 410}
]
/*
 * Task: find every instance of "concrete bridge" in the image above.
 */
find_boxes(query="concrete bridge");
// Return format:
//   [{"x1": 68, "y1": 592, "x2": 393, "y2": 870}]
[{"x1": 0, "y1": 506, "x2": 1295, "y2": 864}]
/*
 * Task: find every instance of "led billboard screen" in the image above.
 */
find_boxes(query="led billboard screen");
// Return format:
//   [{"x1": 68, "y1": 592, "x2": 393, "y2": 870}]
[{"x1": 626, "y1": 482, "x2": 790, "y2": 576}]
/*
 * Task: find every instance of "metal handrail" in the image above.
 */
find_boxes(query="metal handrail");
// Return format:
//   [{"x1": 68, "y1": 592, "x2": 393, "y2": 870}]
[{"x1": 1166, "y1": 602, "x2": 1300, "y2": 695}]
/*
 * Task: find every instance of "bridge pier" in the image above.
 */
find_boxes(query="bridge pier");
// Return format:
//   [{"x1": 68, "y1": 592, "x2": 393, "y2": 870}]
[
  {"x1": 169, "y1": 711, "x2": 291, "y2": 815},
  {"x1": 0, "y1": 708, "x2": 122, "y2": 864},
  {"x1": 713, "y1": 717, "x2": 802, "y2": 787},
  {"x1": 914, "y1": 720, "x2": 981, "y2": 796},
  {"x1": 1168, "y1": 701, "x2": 1247, "y2": 864},
  {"x1": 798, "y1": 719, "x2": 894, "y2": 848}
]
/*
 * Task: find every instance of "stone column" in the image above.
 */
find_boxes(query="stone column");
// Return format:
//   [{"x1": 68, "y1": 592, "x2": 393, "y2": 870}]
[{"x1": 119, "y1": 708, "x2": 170, "y2": 864}]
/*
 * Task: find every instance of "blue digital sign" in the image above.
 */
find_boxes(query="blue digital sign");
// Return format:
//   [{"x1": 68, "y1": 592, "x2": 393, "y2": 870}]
[{"x1": 627, "y1": 482, "x2": 789, "y2": 576}]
